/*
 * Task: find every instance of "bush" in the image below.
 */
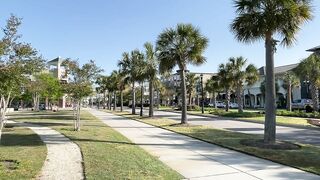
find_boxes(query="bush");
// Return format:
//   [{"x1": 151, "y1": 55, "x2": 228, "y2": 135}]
[
  {"x1": 276, "y1": 110, "x2": 320, "y2": 119},
  {"x1": 208, "y1": 109, "x2": 263, "y2": 118}
]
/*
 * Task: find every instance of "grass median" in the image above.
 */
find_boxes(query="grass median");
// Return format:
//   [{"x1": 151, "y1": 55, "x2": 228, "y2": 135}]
[
  {"x1": 10, "y1": 110, "x2": 182, "y2": 180},
  {"x1": 0, "y1": 124, "x2": 47, "y2": 179},
  {"x1": 109, "y1": 110, "x2": 320, "y2": 175}
]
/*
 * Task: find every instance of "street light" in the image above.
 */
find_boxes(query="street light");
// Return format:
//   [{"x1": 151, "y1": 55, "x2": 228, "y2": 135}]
[{"x1": 200, "y1": 74, "x2": 204, "y2": 114}]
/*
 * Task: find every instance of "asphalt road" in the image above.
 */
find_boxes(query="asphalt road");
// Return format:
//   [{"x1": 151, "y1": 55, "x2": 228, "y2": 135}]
[{"x1": 125, "y1": 108, "x2": 320, "y2": 146}]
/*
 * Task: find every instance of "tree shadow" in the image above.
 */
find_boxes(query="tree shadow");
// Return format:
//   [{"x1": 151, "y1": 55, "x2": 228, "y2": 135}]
[{"x1": 0, "y1": 133, "x2": 44, "y2": 147}]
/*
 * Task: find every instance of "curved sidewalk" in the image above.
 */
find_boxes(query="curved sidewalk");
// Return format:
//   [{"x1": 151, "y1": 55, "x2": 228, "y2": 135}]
[
  {"x1": 89, "y1": 109, "x2": 318, "y2": 180},
  {"x1": 9, "y1": 121, "x2": 84, "y2": 180}
]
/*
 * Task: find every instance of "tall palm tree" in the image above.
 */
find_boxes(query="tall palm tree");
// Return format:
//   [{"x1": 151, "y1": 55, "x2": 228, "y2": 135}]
[
  {"x1": 109, "y1": 70, "x2": 119, "y2": 111},
  {"x1": 295, "y1": 54, "x2": 320, "y2": 111},
  {"x1": 228, "y1": 57, "x2": 259, "y2": 113},
  {"x1": 205, "y1": 76, "x2": 221, "y2": 108},
  {"x1": 118, "y1": 50, "x2": 144, "y2": 114},
  {"x1": 231, "y1": 0, "x2": 312, "y2": 143},
  {"x1": 186, "y1": 73, "x2": 199, "y2": 105},
  {"x1": 144, "y1": 42, "x2": 158, "y2": 117},
  {"x1": 117, "y1": 69, "x2": 128, "y2": 112},
  {"x1": 282, "y1": 72, "x2": 300, "y2": 111},
  {"x1": 217, "y1": 63, "x2": 233, "y2": 112},
  {"x1": 156, "y1": 24, "x2": 208, "y2": 124}
]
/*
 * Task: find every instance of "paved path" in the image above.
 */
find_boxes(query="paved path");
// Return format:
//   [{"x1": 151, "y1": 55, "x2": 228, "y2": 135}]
[
  {"x1": 89, "y1": 109, "x2": 319, "y2": 180},
  {"x1": 8, "y1": 121, "x2": 84, "y2": 180},
  {"x1": 128, "y1": 108, "x2": 320, "y2": 146}
]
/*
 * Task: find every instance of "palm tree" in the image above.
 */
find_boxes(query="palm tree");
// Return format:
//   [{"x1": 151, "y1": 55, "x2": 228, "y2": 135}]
[
  {"x1": 231, "y1": 0, "x2": 312, "y2": 143},
  {"x1": 156, "y1": 24, "x2": 208, "y2": 124},
  {"x1": 295, "y1": 54, "x2": 320, "y2": 111},
  {"x1": 186, "y1": 73, "x2": 199, "y2": 105},
  {"x1": 118, "y1": 50, "x2": 144, "y2": 114},
  {"x1": 144, "y1": 42, "x2": 158, "y2": 117},
  {"x1": 228, "y1": 57, "x2": 259, "y2": 113},
  {"x1": 117, "y1": 70, "x2": 128, "y2": 112},
  {"x1": 96, "y1": 76, "x2": 109, "y2": 109},
  {"x1": 205, "y1": 76, "x2": 221, "y2": 108},
  {"x1": 217, "y1": 63, "x2": 233, "y2": 112},
  {"x1": 282, "y1": 72, "x2": 300, "y2": 111},
  {"x1": 109, "y1": 70, "x2": 119, "y2": 111}
]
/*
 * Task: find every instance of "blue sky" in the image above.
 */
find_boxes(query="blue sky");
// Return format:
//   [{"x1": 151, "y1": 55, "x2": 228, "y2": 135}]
[{"x1": 1, "y1": 0, "x2": 319, "y2": 75}]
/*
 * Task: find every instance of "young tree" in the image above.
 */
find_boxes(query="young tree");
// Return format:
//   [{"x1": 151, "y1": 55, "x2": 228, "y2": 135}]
[
  {"x1": 144, "y1": 42, "x2": 158, "y2": 117},
  {"x1": 217, "y1": 63, "x2": 233, "y2": 112},
  {"x1": 231, "y1": 0, "x2": 312, "y2": 143},
  {"x1": 227, "y1": 57, "x2": 259, "y2": 113},
  {"x1": 295, "y1": 54, "x2": 320, "y2": 111},
  {"x1": 63, "y1": 59, "x2": 102, "y2": 131},
  {"x1": 118, "y1": 50, "x2": 144, "y2": 115},
  {"x1": 205, "y1": 76, "x2": 221, "y2": 108},
  {"x1": 282, "y1": 72, "x2": 300, "y2": 111},
  {"x1": 186, "y1": 73, "x2": 199, "y2": 105},
  {"x1": 96, "y1": 75, "x2": 109, "y2": 109},
  {"x1": 157, "y1": 24, "x2": 208, "y2": 124},
  {"x1": 0, "y1": 15, "x2": 38, "y2": 142}
]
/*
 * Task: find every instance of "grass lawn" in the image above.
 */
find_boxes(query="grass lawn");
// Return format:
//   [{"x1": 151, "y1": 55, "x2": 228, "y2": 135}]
[
  {"x1": 0, "y1": 125, "x2": 47, "y2": 179},
  {"x1": 240, "y1": 116, "x2": 311, "y2": 126},
  {"x1": 110, "y1": 111, "x2": 320, "y2": 175},
  {"x1": 11, "y1": 110, "x2": 182, "y2": 180}
]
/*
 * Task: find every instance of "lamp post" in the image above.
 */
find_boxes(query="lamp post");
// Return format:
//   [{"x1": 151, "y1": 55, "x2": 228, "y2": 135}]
[{"x1": 200, "y1": 74, "x2": 204, "y2": 114}]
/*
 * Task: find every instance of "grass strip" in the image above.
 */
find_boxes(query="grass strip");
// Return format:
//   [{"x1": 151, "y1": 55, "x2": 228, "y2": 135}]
[
  {"x1": 0, "y1": 125, "x2": 47, "y2": 179},
  {"x1": 110, "y1": 111, "x2": 320, "y2": 175},
  {"x1": 11, "y1": 110, "x2": 182, "y2": 180}
]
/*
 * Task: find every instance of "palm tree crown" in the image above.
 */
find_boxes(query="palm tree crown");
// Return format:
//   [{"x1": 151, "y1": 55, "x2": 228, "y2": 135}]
[{"x1": 231, "y1": 0, "x2": 312, "y2": 46}]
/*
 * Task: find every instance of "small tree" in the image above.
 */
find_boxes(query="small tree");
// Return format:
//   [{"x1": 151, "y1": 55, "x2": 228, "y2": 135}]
[
  {"x1": 294, "y1": 54, "x2": 320, "y2": 111},
  {"x1": 0, "y1": 15, "x2": 38, "y2": 142},
  {"x1": 282, "y1": 72, "x2": 300, "y2": 111},
  {"x1": 217, "y1": 63, "x2": 233, "y2": 112},
  {"x1": 96, "y1": 76, "x2": 109, "y2": 109},
  {"x1": 63, "y1": 59, "x2": 102, "y2": 131},
  {"x1": 186, "y1": 73, "x2": 199, "y2": 105},
  {"x1": 205, "y1": 76, "x2": 221, "y2": 108}
]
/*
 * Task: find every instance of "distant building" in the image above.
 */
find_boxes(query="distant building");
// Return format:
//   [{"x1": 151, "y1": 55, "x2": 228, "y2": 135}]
[{"x1": 47, "y1": 57, "x2": 68, "y2": 108}]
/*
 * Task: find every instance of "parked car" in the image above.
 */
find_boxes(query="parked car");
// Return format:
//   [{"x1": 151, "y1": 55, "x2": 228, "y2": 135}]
[
  {"x1": 216, "y1": 101, "x2": 226, "y2": 108},
  {"x1": 229, "y1": 102, "x2": 239, "y2": 109},
  {"x1": 292, "y1": 99, "x2": 313, "y2": 112}
]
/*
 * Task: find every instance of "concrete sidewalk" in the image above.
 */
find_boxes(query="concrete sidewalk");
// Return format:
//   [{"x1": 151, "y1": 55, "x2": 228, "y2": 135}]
[{"x1": 89, "y1": 109, "x2": 318, "y2": 180}]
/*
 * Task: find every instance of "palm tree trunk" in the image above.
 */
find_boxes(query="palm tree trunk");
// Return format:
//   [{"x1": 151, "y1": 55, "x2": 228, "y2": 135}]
[
  {"x1": 213, "y1": 92, "x2": 217, "y2": 108},
  {"x1": 108, "y1": 93, "x2": 112, "y2": 110},
  {"x1": 237, "y1": 85, "x2": 243, "y2": 113},
  {"x1": 113, "y1": 91, "x2": 117, "y2": 111},
  {"x1": 149, "y1": 80, "x2": 154, "y2": 117},
  {"x1": 247, "y1": 89, "x2": 252, "y2": 108},
  {"x1": 103, "y1": 91, "x2": 106, "y2": 109},
  {"x1": 157, "y1": 89, "x2": 160, "y2": 109},
  {"x1": 180, "y1": 70, "x2": 188, "y2": 124},
  {"x1": 140, "y1": 82, "x2": 144, "y2": 117},
  {"x1": 188, "y1": 93, "x2": 192, "y2": 105},
  {"x1": 310, "y1": 82, "x2": 319, "y2": 111},
  {"x1": 132, "y1": 82, "x2": 136, "y2": 115},
  {"x1": 264, "y1": 33, "x2": 276, "y2": 144},
  {"x1": 287, "y1": 84, "x2": 292, "y2": 111},
  {"x1": 225, "y1": 89, "x2": 230, "y2": 112},
  {"x1": 120, "y1": 90, "x2": 123, "y2": 112}
]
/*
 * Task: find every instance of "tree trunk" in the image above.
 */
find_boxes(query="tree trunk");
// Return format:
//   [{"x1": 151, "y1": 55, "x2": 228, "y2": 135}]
[
  {"x1": 76, "y1": 100, "x2": 81, "y2": 131},
  {"x1": 103, "y1": 91, "x2": 106, "y2": 109},
  {"x1": 264, "y1": 33, "x2": 276, "y2": 144},
  {"x1": 188, "y1": 93, "x2": 192, "y2": 105},
  {"x1": 247, "y1": 89, "x2": 252, "y2": 108},
  {"x1": 287, "y1": 84, "x2": 292, "y2": 111},
  {"x1": 149, "y1": 80, "x2": 154, "y2": 117},
  {"x1": 140, "y1": 82, "x2": 144, "y2": 116},
  {"x1": 237, "y1": 85, "x2": 243, "y2": 113},
  {"x1": 310, "y1": 82, "x2": 319, "y2": 111},
  {"x1": 108, "y1": 93, "x2": 112, "y2": 110},
  {"x1": 157, "y1": 89, "x2": 160, "y2": 109},
  {"x1": 113, "y1": 91, "x2": 116, "y2": 111},
  {"x1": 132, "y1": 82, "x2": 136, "y2": 115},
  {"x1": 213, "y1": 92, "x2": 217, "y2": 108},
  {"x1": 225, "y1": 89, "x2": 230, "y2": 112},
  {"x1": 120, "y1": 90, "x2": 123, "y2": 112},
  {"x1": 180, "y1": 70, "x2": 188, "y2": 124}
]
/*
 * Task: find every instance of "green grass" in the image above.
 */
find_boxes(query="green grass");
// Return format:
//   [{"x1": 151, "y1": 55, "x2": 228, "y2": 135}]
[
  {"x1": 11, "y1": 110, "x2": 182, "y2": 180},
  {"x1": 240, "y1": 116, "x2": 311, "y2": 126},
  {"x1": 0, "y1": 125, "x2": 47, "y2": 179},
  {"x1": 111, "y1": 111, "x2": 320, "y2": 175}
]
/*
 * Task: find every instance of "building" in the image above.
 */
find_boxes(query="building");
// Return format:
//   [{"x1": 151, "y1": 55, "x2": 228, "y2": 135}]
[{"x1": 47, "y1": 57, "x2": 68, "y2": 108}]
